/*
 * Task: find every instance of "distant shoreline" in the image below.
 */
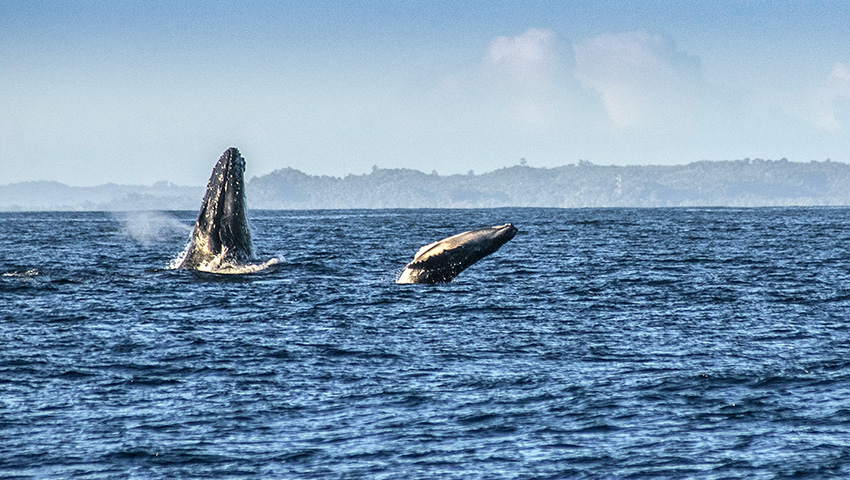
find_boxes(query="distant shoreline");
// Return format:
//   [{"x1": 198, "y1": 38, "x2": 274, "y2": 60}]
[{"x1": 3, "y1": 159, "x2": 850, "y2": 211}]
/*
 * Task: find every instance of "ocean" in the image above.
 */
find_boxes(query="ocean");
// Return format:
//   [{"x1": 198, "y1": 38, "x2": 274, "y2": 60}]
[{"x1": 2, "y1": 208, "x2": 850, "y2": 479}]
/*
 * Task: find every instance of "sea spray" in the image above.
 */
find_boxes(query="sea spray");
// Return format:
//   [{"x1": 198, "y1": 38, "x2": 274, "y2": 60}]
[{"x1": 115, "y1": 211, "x2": 191, "y2": 246}]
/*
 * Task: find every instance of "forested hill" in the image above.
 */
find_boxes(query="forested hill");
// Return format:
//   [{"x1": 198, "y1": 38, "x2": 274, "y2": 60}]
[
  {"x1": 248, "y1": 159, "x2": 850, "y2": 209},
  {"x1": 2, "y1": 159, "x2": 850, "y2": 211}
]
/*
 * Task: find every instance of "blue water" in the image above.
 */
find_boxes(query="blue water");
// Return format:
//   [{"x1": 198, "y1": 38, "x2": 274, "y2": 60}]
[{"x1": 2, "y1": 208, "x2": 850, "y2": 479}]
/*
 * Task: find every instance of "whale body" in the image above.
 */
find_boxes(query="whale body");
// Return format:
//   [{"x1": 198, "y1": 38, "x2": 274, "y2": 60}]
[
  {"x1": 177, "y1": 147, "x2": 256, "y2": 271},
  {"x1": 397, "y1": 223, "x2": 517, "y2": 284}
]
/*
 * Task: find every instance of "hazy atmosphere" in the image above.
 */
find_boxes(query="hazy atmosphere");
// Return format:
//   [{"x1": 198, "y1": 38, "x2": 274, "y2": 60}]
[{"x1": 3, "y1": 1, "x2": 850, "y2": 186}]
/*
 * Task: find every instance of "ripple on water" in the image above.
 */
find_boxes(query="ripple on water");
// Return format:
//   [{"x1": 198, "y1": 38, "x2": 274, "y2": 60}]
[{"x1": 2, "y1": 209, "x2": 850, "y2": 478}]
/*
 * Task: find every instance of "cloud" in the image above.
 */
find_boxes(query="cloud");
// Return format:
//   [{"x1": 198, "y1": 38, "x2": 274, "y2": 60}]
[
  {"x1": 477, "y1": 28, "x2": 587, "y2": 129},
  {"x1": 573, "y1": 31, "x2": 705, "y2": 129},
  {"x1": 813, "y1": 62, "x2": 850, "y2": 130},
  {"x1": 422, "y1": 27, "x2": 850, "y2": 170},
  {"x1": 485, "y1": 28, "x2": 561, "y2": 79}
]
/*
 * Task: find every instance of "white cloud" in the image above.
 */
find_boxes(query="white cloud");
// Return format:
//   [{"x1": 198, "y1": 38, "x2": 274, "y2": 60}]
[
  {"x1": 415, "y1": 27, "x2": 850, "y2": 171},
  {"x1": 485, "y1": 28, "x2": 561, "y2": 78},
  {"x1": 573, "y1": 31, "x2": 704, "y2": 129},
  {"x1": 813, "y1": 62, "x2": 850, "y2": 130},
  {"x1": 477, "y1": 28, "x2": 583, "y2": 129}
]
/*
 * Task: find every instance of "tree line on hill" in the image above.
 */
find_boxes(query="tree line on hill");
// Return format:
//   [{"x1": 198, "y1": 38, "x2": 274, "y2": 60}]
[
  {"x1": 1, "y1": 159, "x2": 848, "y2": 211},
  {"x1": 247, "y1": 158, "x2": 850, "y2": 209}
]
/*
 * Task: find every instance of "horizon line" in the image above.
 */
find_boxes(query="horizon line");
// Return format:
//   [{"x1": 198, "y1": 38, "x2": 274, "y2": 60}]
[{"x1": 3, "y1": 156, "x2": 842, "y2": 189}]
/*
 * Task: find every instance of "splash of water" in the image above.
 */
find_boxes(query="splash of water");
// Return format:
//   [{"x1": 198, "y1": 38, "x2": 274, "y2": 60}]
[
  {"x1": 196, "y1": 257, "x2": 283, "y2": 274},
  {"x1": 167, "y1": 243, "x2": 283, "y2": 274}
]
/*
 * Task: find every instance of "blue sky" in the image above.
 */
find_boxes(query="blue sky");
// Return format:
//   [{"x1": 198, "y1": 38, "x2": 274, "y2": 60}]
[{"x1": 3, "y1": 1, "x2": 850, "y2": 186}]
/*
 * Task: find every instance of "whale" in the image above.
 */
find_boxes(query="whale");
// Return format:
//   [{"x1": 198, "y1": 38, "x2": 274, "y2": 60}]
[
  {"x1": 176, "y1": 147, "x2": 256, "y2": 271},
  {"x1": 396, "y1": 223, "x2": 518, "y2": 284}
]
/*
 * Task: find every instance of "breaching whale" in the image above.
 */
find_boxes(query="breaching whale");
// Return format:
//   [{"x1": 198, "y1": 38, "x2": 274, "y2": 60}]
[
  {"x1": 396, "y1": 223, "x2": 518, "y2": 284},
  {"x1": 176, "y1": 147, "x2": 256, "y2": 271}
]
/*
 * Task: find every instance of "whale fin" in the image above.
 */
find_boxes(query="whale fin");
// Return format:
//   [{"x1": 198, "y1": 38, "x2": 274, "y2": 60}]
[{"x1": 397, "y1": 223, "x2": 517, "y2": 284}]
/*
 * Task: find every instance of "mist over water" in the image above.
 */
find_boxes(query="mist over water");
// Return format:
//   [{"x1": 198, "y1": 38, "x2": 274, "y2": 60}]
[
  {"x1": 115, "y1": 211, "x2": 192, "y2": 246},
  {"x1": 2, "y1": 208, "x2": 850, "y2": 479}
]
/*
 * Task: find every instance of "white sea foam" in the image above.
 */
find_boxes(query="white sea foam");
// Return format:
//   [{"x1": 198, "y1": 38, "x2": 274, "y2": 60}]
[
  {"x1": 197, "y1": 257, "x2": 283, "y2": 274},
  {"x1": 167, "y1": 245, "x2": 283, "y2": 274},
  {"x1": 1, "y1": 269, "x2": 39, "y2": 278}
]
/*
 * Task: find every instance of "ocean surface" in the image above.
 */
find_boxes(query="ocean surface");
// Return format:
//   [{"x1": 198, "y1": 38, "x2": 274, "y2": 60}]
[{"x1": 2, "y1": 207, "x2": 850, "y2": 479}]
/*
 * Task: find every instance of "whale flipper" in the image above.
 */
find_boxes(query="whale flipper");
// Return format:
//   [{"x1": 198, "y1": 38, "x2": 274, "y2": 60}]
[{"x1": 397, "y1": 223, "x2": 517, "y2": 284}]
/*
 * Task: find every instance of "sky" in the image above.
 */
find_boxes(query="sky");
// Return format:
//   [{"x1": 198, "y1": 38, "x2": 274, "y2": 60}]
[{"x1": 3, "y1": 1, "x2": 850, "y2": 186}]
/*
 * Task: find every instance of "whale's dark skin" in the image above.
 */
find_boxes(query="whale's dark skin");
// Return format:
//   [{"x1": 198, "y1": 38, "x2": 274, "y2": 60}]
[
  {"x1": 178, "y1": 147, "x2": 255, "y2": 270},
  {"x1": 397, "y1": 223, "x2": 518, "y2": 284}
]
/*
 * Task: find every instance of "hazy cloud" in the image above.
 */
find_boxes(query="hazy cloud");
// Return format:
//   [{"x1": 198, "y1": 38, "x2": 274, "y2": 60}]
[
  {"x1": 814, "y1": 62, "x2": 850, "y2": 130},
  {"x1": 573, "y1": 31, "x2": 704, "y2": 130},
  {"x1": 478, "y1": 28, "x2": 586, "y2": 130},
  {"x1": 485, "y1": 28, "x2": 561, "y2": 79}
]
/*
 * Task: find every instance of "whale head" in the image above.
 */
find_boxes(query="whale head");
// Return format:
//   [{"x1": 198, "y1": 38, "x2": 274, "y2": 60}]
[
  {"x1": 177, "y1": 147, "x2": 255, "y2": 270},
  {"x1": 397, "y1": 223, "x2": 517, "y2": 284}
]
